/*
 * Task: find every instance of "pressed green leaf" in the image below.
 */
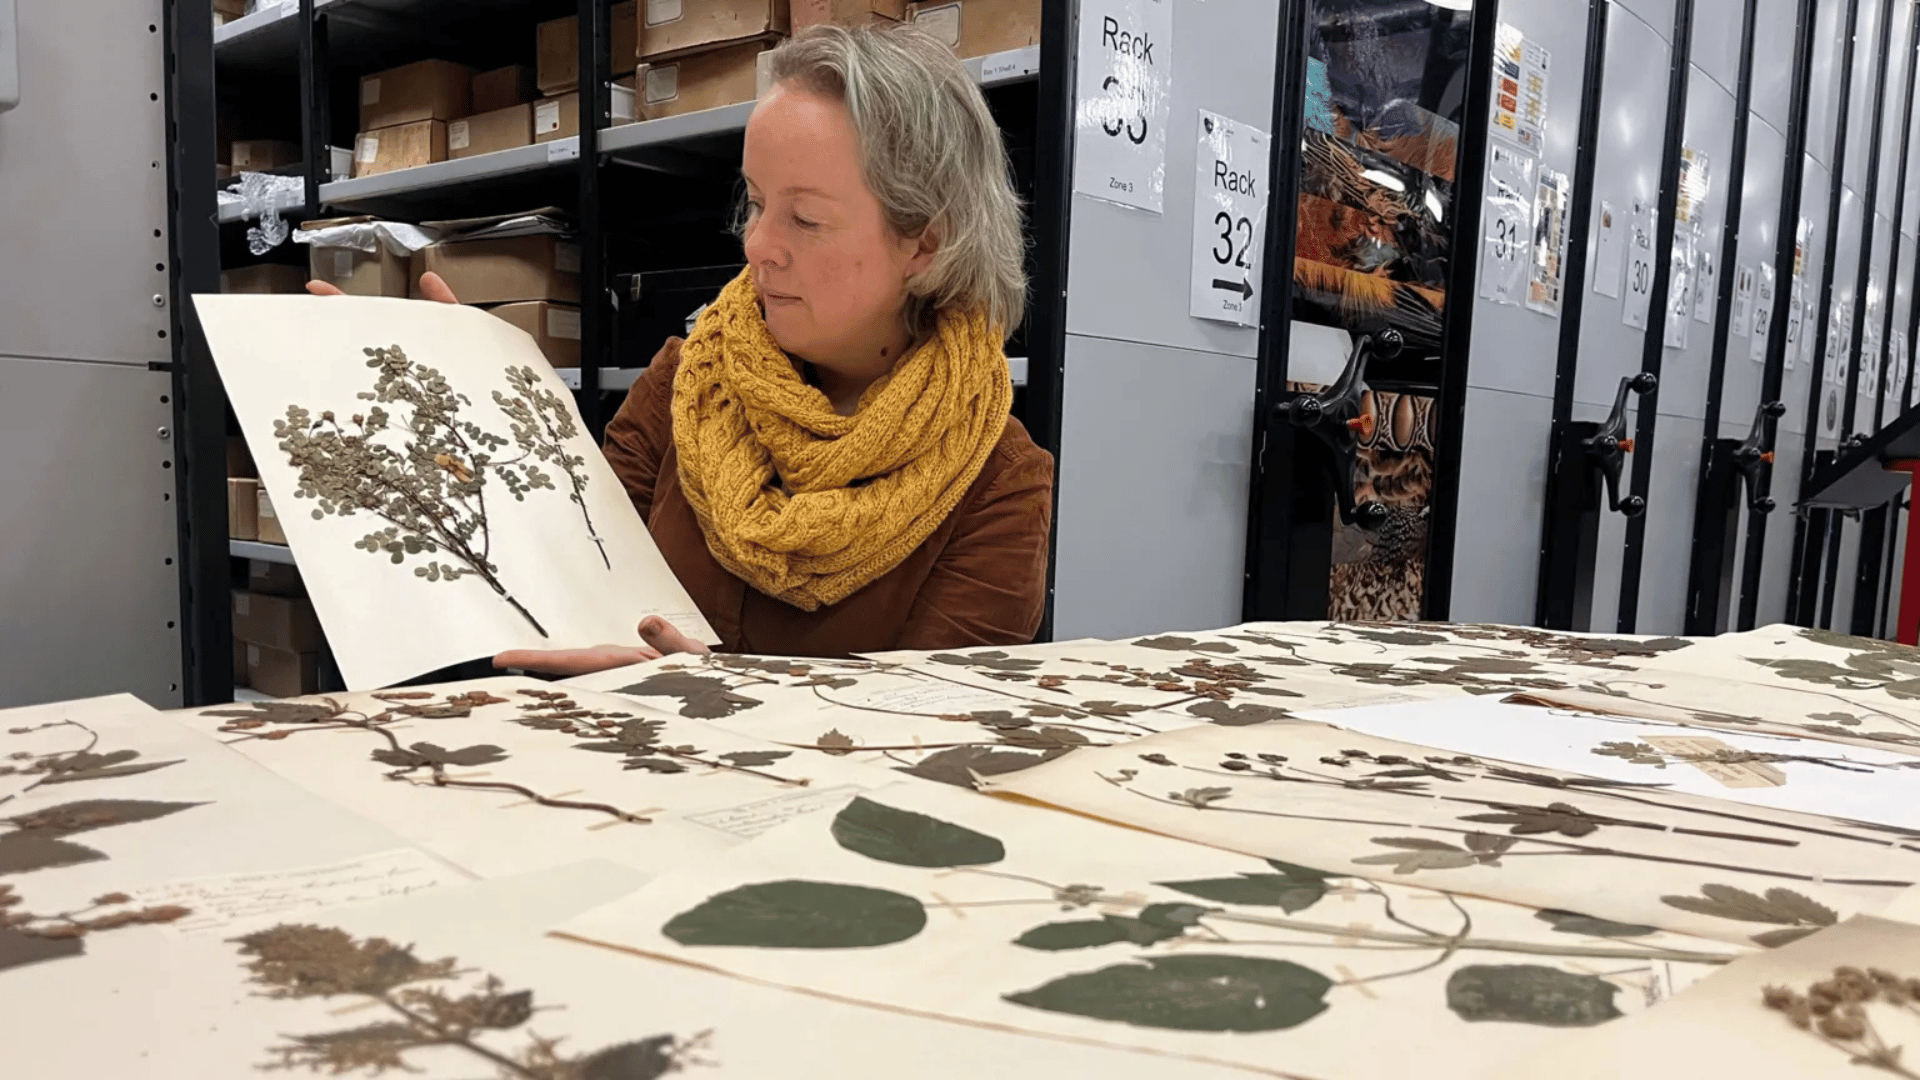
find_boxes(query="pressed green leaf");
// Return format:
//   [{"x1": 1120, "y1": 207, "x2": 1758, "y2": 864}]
[
  {"x1": 1137, "y1": 903, "x2": 1217, "y2": 929},
  {"x1": 1445, "y1": 965, "x2": 1623, "y2": 1026},
  {"x1": 9, "y1": 798, "x2": 205, "y2": 839},
  {"x1": 1014, "y1": 919, "x2": 1130, "y2": 951},
  {"x1": 1155, "y1": 870, "x2": 1327, "y2": 913},
  {"x1": 1751, "y1": 926, "x2": 1824, "y2": 948},
  {"x1": 1004, "y1": 954, "x2": 1332, "y2": 1032},
  {"x1": 661, "y1": 880, "x2": 926, "y2": 948},
  {"x1": 0, "y1": 832, "x2": 106, "y2": 875},
  {"x1": 577, "y1": 1036, "x2": 679, "y2": 1080},
  {"x1": 1533, "y1": 909, "x2": 1657, "y2": 938},
  {"x1": 0, "y1": 925, "x2": 85, "y2": 973},
  {"x1": 829, "y1": 797, "x2": 1005, "y2": 868}
]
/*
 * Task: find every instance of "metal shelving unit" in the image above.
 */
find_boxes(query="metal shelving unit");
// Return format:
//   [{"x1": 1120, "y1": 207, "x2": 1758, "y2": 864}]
[{"x1": 173, "y1": 1, "x2": 1059, "y2": 704}]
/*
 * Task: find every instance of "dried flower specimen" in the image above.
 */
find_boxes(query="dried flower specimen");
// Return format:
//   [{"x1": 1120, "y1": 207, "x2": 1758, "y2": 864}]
[
  {"x1": 275, "y1": 348, "x2": 612, "y2": 637},
  {"x1": 1763, "y1": 966, "x2": 1920, "y2": 1077},
  {"x1": 233, "y1": 923, "x2": 702, "y2": 1078},
  {"x1": 1663, "y1": 884, "x2": 1839, "y2": 948}
]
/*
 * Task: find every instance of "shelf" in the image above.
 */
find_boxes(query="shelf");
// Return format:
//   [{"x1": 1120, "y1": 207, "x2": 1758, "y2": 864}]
[
  {"x1": 321, "y1": 139, "x2": 579, "y2": 215},
  {"x1": 557, "y1": 368, "x2": 643, "y2": 392},
  {"x1": 217, "y1": 184, "x2": 307, "y2": 224},
  {"x1": 230, "y1": 539, "x2": 298, "y2": 565},
  {"x1": 971, "y1": 45, "x2": 1042, "y2": 89},
  {"x1": 215, "y1": 0, "x2": 334, "y2": 73}
]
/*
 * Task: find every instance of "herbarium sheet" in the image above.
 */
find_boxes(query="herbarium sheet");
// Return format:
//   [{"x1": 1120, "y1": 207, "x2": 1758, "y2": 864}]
[
  {"x1": 984, "y1": 721, "x2": 1920, "y2": 948},
  {"x1": 194, "y1": 294, "x2": 714, "y2": 689},
  {"x1": 172, "y1": 677, "x2": 896, "y2": 881},
  {"x1": 557, "y1": 780, "x2": 1738, "y2": 1079}
]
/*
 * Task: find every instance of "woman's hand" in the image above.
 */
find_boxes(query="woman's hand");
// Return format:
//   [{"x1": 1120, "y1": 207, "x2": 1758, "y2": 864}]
[
  {"x1": 493, "y1": 617, "x2": 710, "y2": 677},
  {"x1": 306, "y1": 272, "x2": 461, "y2": 304}
]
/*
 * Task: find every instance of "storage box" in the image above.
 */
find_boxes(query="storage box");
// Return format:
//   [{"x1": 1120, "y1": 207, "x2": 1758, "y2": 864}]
[
  {"x1": 230, "y1": 139, "x2": 300, "y2": 171},
  {"x1": 256, "y1": 487, "x2": 288, "y2": 545},
  {"x1": 639, "y1": 0, "x2": 789, "y2": 62},
  {"x1": 232, "y1": 591, "x2": 324, "y2": 653},
  {"x1": 359, "y1": 59, "x2": 472, "y2": 131},
  {"x1": 419, "y1": 236, "x2": 582, "y2": 305},
  {"x1": 352, "y1": 120, "x2": 449, "y2": 178},
  {"x1": 248, "y1": 560, "x2": 305, "y2": 598},
  {"x1": 214, "y1": 0, "x2": 247, "y2": 18},
  {"x1": 308, "y1": 242, "x2": 411, "y2": 298},
  {"x1": 472, "y1": 65, "x2": 537, "y2": 113},
  {"x1": 219, "y1": 263, "x2": 309, "y2": 294},
  {"x1": 791, "y1": 0, "x2": 904, "y2": 29},
  {"x1": 451, "y1": 104, "x2": 534, "y2": 159},
  {"x1": 228, "y1": 478, "x2": 260, "y2": 541},
  {"x1": 538, "y1": 1, "x2": 640, "y2": 94},
  {"x1": 233, "y1": 636, "x2": 250, "y2": 691},
  {"x1": 907, "y1": 0, "x2": 1037, "y2": 58},
  {"x1": 489, "y1": 301, "x2": 583, "y2": 369},
  {"x1": 227, "y1": 436, "x2": 257, "y2": 479},
  {"x1": 246, "y1": 643, "x2": 322, "y2": 698},
  {"x1": 637, "y1": 42, "x2": 772, "y2": 120},
  {"x1": 534, "y1": 85, "x2": 638, "y2": 142}
]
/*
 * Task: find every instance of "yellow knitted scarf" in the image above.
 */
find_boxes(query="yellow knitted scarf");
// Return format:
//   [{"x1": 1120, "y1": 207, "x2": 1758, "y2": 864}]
[{"x1": 672, "y1": 269, "x2": 1011, "y2": 610}]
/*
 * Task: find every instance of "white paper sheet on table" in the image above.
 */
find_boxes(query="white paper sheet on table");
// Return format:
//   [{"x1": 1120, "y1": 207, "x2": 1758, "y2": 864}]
[
  {"x1": 0, "y1": 693, "x2": 154, "y2": 805},
  {"x1": 193, "y1": 294, "x2": 713, "y2": 689},
  {"x1": 1296, "y1": 697, "x2": 1920, "y2": 831}
]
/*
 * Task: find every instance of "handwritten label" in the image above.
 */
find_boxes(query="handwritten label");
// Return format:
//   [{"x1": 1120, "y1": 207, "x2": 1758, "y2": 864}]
[
  {"x1": 129, "y1": 849, "x2": 465, "y2": 936},
  {"x1": 845, "y1": 681, "x2": 1013, "y2": 715},
  {"x1": 685, "y1": 785, "x2": 866, "y2": 839},
  {"x1": 1642, "y1": 735, "x2": 1786, "y2": 788}
]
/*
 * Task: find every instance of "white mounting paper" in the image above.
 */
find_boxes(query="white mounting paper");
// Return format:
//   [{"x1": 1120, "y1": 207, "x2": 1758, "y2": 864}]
[
  {"x1": 1072, "y1": 0, "x2": 1174, "y2": 214},
  {"x1": 1187, "y1": 109, "x2": 1267, "y2": 325},
  {"x1": 1622, "y1": 196, "x2": 1657, "y2": 329},
  {"x1": 192, "y1": 294, "x2": 716, "y2": 690},
  {"x1": 1526, "y1": 167, "x2": 1571, "y2": 316}
]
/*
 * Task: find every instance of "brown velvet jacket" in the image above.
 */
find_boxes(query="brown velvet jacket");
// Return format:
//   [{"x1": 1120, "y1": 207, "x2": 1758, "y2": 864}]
[{"x1": 602, "y1": 339, "x2": 1055, "y2": 657}]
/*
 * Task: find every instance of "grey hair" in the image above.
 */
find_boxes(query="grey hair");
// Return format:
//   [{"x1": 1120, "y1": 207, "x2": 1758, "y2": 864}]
[{"x1": 750, "y1": 23, "x2": 1028, "y2": 341}]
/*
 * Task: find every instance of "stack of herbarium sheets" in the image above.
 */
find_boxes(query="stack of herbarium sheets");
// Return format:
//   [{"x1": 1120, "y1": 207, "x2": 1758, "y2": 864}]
[{"x1": 7, "y1": 620, "x2": 1920, "y2": 1078}]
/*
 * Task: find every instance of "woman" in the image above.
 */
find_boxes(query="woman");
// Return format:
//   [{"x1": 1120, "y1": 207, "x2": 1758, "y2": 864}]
[{"x1": 316, "y1": 24, "x2": 1053, "y2": 672}]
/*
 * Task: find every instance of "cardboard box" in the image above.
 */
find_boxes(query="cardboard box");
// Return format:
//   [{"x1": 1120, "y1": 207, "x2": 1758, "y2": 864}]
[
  {"x1": 489, "y1": 301, "x2": 583, "y2": 369},
  {"x1": 472, "y1": 65, "x2": 537, "y2": 113},
  {"x1": 450, "y1": 104, "x2": 534, "y2": 159},
  {"x1": 352, "y1": 120, "x2": 449, "y2": 178},
  {"x1": 538, "y1": 1, "x2": 640, "y2": 94},
  {"x1": 639, "y1": 0, "x2": 789, "y2": 61},
  {"x1": 220, "y1": 263, "x2": 309, "y2": 294},
  {"x1": 791, "y1": 0, "x2": 904, "y2": 29},
  {"x1": 907, "y1": 0, "x2": 1038, "y2": 58},
  {"x1": 308, "y1": 243, "x2": 411, "y2": 298},
  {"x1": 419, "y1": 236, "x2": 582, "y2": 305},
  {"x1": 233, "y1": 590, "x2": 324, "y2": 653},
  {"x1": 360, "y1": 59, "x2": 472, "y2": 131},
  {"x1": 231, "y1": 139, "x2": 300, "y2": 171},
  {"x1": 637, "y1": 42, "x2": 772, "y2": 120},
  {"x1": 533, "y1": 85, "x2": 638, "y2": 142},
  {"x1": 228, "y1": 478, "x2": 260, "y2": 541},
  {"x1": 227, "y1": 436, "x2": 257, "y2": 480},
  {"x1": 256, "y1": 486, "x2": 288, "y2": 545},
  {"x1": 248, "y1": 560, "x2": 305, "y2": 598},
  {"x1": 233, "y1": 636, "x2": 249, "y2": 691},
  {"x1": 215, "y1": 0, "x2": 247, "y2": 18},
  {"x1": 245, "y1": 643, "x2": 322, "y2": 698}
]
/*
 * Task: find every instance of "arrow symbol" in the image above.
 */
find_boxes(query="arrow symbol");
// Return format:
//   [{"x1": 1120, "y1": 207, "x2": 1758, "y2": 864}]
[{"x1": 1212, "y1": 278, "x2": 1254, "y2": 300}]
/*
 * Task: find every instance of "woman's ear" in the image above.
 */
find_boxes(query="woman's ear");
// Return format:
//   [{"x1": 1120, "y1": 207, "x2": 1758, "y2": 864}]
[{"x1": 903, "y1": 226, "x2": 942, "y2": 279}]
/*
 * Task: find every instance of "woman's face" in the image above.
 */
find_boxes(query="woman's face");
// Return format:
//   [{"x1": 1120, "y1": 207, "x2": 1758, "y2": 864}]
[{"x1": 740, "y1": 83, "x2": 934, "y2": 367}]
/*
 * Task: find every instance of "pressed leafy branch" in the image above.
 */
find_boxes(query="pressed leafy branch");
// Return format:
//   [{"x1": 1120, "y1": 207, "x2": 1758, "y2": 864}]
[
  {"x1": 1459, "y1": 801, "x2": 1605, "y2": 838},
  {"x1": 234, "y1": 923, "x2": 698, "y2": 1078},
  {"x1": 370, "y1": 742, "x2": 509, "y2": 771},
  {"x1": 1005, "y1": 954, "x2": 1333, "y2": 1032},
  {"x1": 1013, "y1": 905, "x2": 1211, "y2": 951},
  {"x1": 611, "y1": 672, "x2": 762, "y2": 720},
  {"x1": 1446, "y1": 965, "x2": 1624, "y2": 1026},
  {"x1": 815, "y1": 729, "x2": 857, "y2": 756},
  {"x1": 494, "y1": 365, "x2": 609, "y2": 569},
  {"x1": 662, "y1": 879, "x2": 927, "y2": 948},
  {"x1": 829, "y1": 797, "x2": 1005, "y2": 868},
  {"x1": 1533, "y1": 909, "x2": 1657, "y2": 938},
  {"x1": 1171, "y1": 786, "x2": 1233, "y2": 809},
  {"x1": 1188, "y1": 700, "x2": 1295, "y2": 725},
  {"x1": 1661, "y1": 883, "x2": 1838, "y2": 947},
  {"x1": 1156, "y1": 861, "x2": 1332, "y2": 913},
  {"x1": 927, "y1": 650, "x2": 1042, "y2": 673},
  {"x1": 894, "y1": 744, "x2": 1065, "y2": 789},
  {"x1": 1351, "y1": 834, "x2": 1515, "y2": 875},
  {"x1": 1763, "y1": 965, "x2": 1920, "y2": 1077}
]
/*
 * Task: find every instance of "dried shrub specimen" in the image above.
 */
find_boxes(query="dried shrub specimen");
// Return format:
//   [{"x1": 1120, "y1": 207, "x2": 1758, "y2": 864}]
[{"x1": 1764, "y1": 966, "x2": 1920, "y2": 1077}]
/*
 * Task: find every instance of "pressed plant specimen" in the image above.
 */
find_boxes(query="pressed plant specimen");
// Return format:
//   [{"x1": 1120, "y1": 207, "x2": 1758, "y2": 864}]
[
  {"x1": 234, "y1": 922, "x2": 705, "y2": 1078},
  {"x1": 275, "y1": 348, "x2": 611, "y2": 637},
  {"x1": 1763, "y1": 966, "x2": 1920, "y2": 1077}
]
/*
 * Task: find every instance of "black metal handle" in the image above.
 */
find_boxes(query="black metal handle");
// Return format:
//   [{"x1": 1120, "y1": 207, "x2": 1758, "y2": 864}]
[
  {"x1": 1583, "y1": 373, "x2": 1657, "y2": 517},
  {"x1": 1730, "y1": 399, "x2": 1787, "y2": 514},
  {"x1": 1273, "y1": 332, "x2": 1393, "y2": 529}
]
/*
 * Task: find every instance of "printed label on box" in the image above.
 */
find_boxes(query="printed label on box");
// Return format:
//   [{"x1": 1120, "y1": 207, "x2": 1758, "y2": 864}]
[
  {"x1": 449, "y1": 120, "x2": 471, "y2": 151},
  {"x1": 258, "y1": 491, "x2": 277, "y2": 519},
  {"x1": 645, "y1": 65, "x2": 680, "y2": 104},
  {"x1": 913, "y1": 2, "x2": 962, "y2": 47},
  {"x1": 555, "y1": 243, "x2": 582, "y2": 274},
  {"x1": 333, "y1": 250, "x2": 353, "y2": 278},
  {"x1": 547, "y1": 308, "x2": 583, "y2": 339},
  {"x1": 356, "y1": 135, "x2": 378, "y2": 164},
  {"x1": 646, "y1": 0, "x2": 683, "y2": 25},
  {"x1": 535, "y1": 100, "x2": 562, "y2": 135},
  {"x1": 247, "y1": 645, "x2": 261, "y2": 666},
  {"x1": 236, "y1": 594, "x2": 252, "y2": 617},
  {"x1": 612, "y1": 84, "x2": 638, "y2": 122},
  {"x1": 362, "y1": 78, "x2": 381, "y2": 106}
]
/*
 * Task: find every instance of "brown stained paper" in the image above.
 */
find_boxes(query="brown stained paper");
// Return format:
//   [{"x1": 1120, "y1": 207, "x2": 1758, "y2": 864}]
[
  {"x1": 1482, "y1": 917, "x2": 1920, "y2": 1079},
  {"x1": 1640, "y1": 735, "x2": 1788, "y2": 788}
]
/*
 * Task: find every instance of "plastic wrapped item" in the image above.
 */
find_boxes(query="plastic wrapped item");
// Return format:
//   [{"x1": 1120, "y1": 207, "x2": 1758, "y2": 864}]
[
  {"x1": 239, "y1": 172, "x2": 301, "y2": 255},
  {"x1": 290, "y1": 218, "x2": 437, "y2": 258}
]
